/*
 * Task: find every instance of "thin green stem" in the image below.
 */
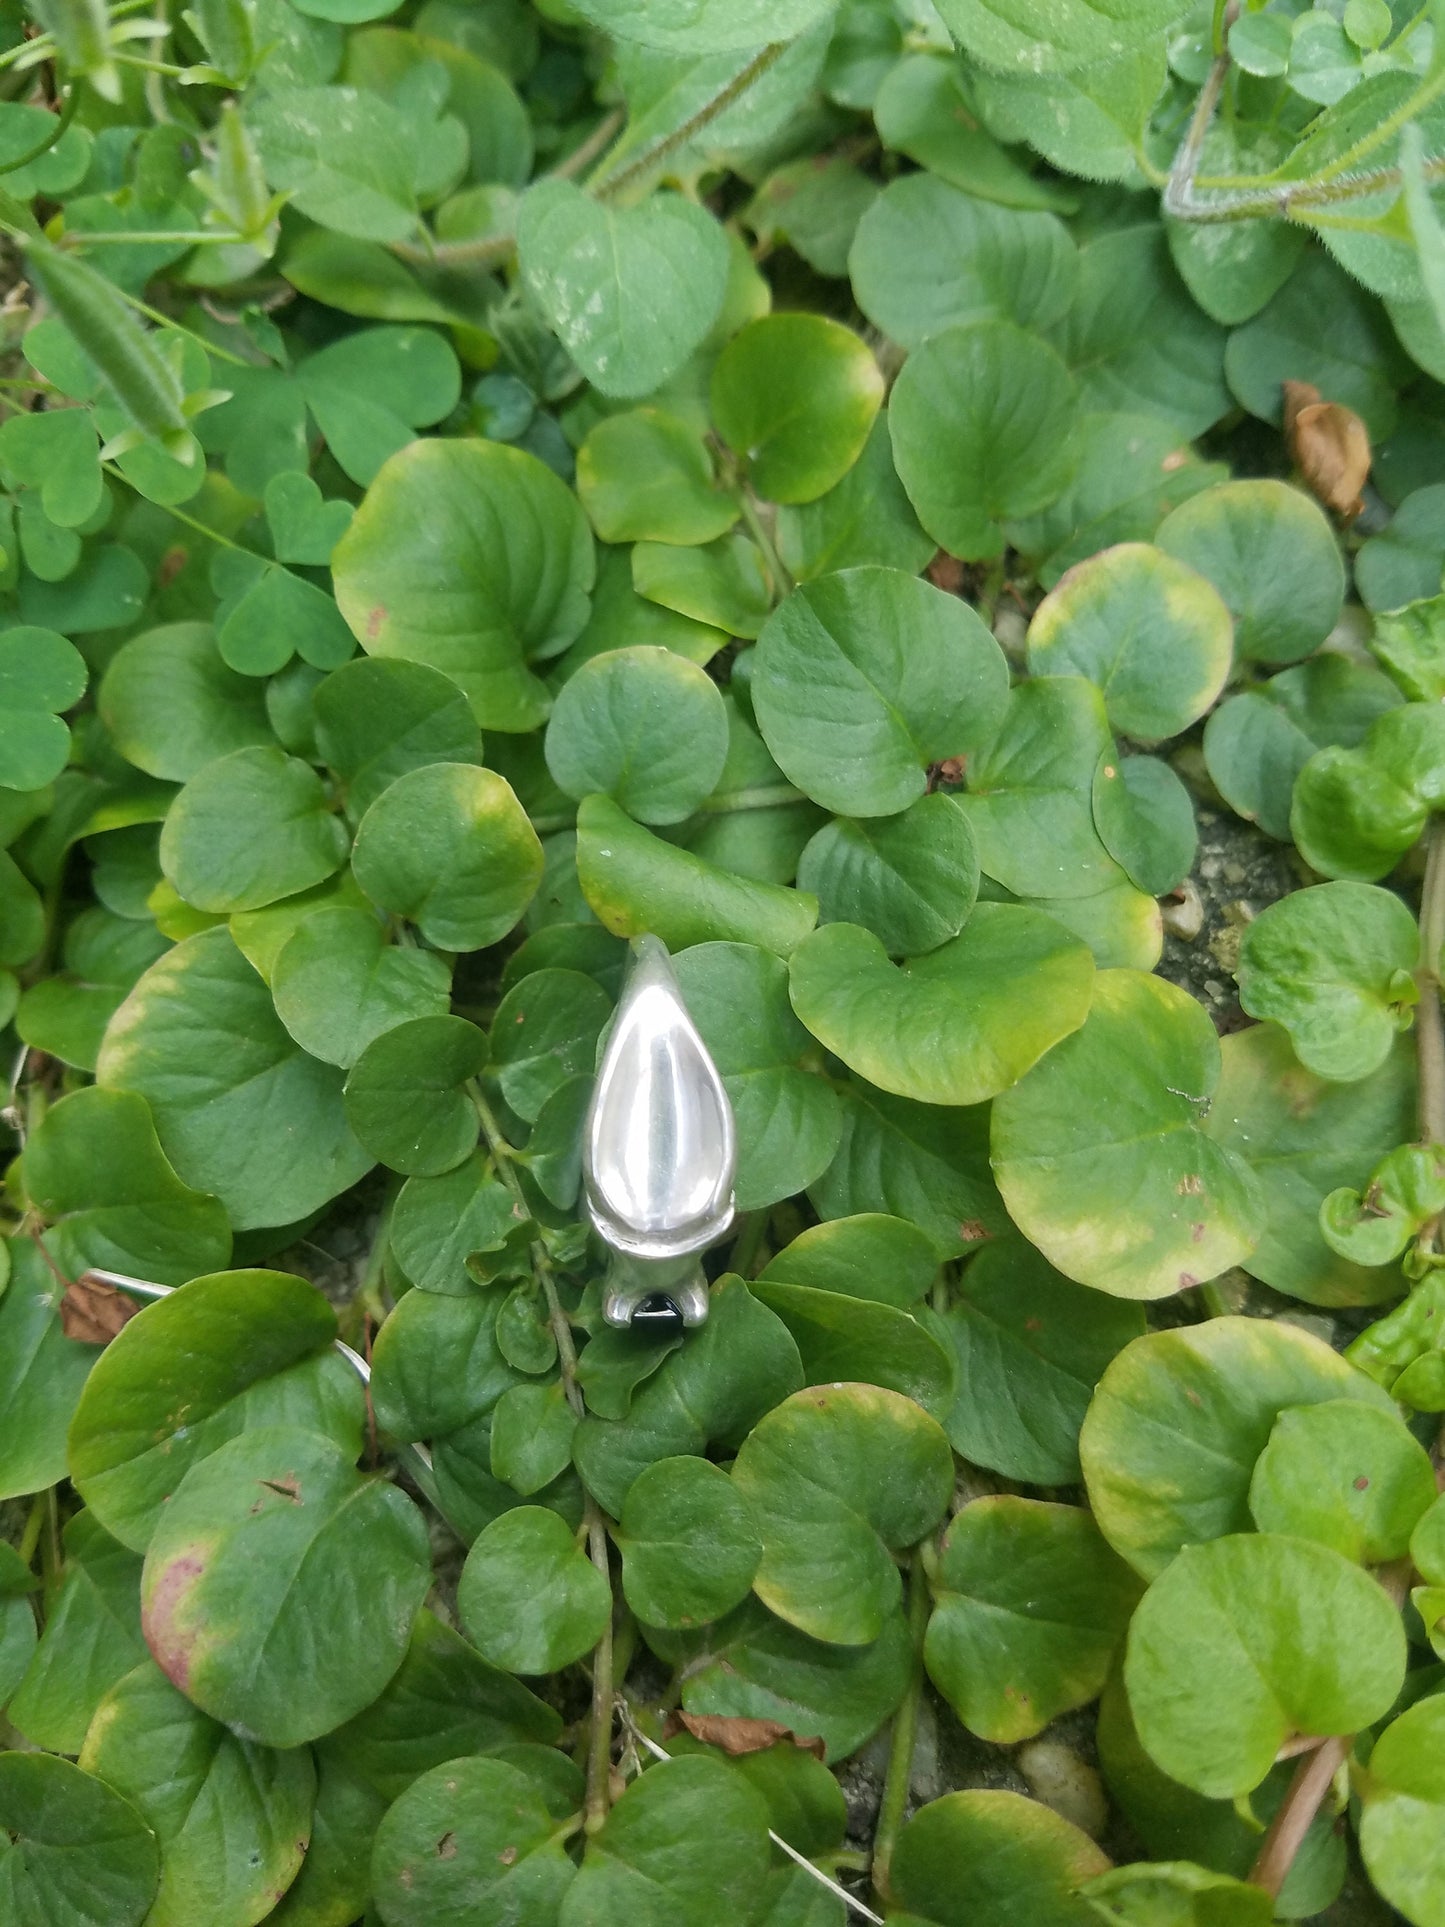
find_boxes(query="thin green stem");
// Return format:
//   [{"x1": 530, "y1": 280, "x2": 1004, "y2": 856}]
[
  {"x1": 736, "y1": 490, "x2": 793, "y2": 600},
  {"x1": 1417, "y1": 820, "x2": 1445, "y2": 1148},
  {"x1": 16, "y1": 1490, "x2": 46, "y2": 1571},
  {"x1": 63, "y1": 227, "x2": 240, "y2": 245},
  {"x1": 100, "y1": 474, "x2": 258, "y2": 559},
  {"x1": 728, "y1": 1211, "x2": 768, "y2": 1279},
  {"x1": 872, "y1": 1551, "x2": 930, "y2": 1904},
  {"x1": 589, "y1": 42, "x2": 790, "y2": 200},
  {"x1": 552, "y1": 108, "x2": 625, "y2": 183},
  {"x1": 387, "y1": 230, "x2": 515, "y2": 270}
]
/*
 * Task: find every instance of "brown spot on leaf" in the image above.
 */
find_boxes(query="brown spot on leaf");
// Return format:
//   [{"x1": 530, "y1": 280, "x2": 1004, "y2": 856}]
[
  {"x1": 957, "y1": 1219, "x2": 990, "y2": 1244},
  {"x1": 157, "y1": 545, "x2": 189, "y2": 588},
  {"x1": 63, "y1": 1274, "x2": 140, "y2": 1345},
  {"x1": 260, "y1": 1476, "x2": 302, "y2": 1503},
  {"x1": 1177, "y1": 1175, "x2": 1204, "y2": 1196},
  {"x1": 366, "y1": 604, "x2": 387, "y2": 640},
  {"x1": 664, "y1": 1711, "x2": 826, "y2": 1759},
  {"x1": 436, "y1": 1832, "x2": 457, "y2": 1860},
  {"x1": 1179, "y1": 1273, "x2": 1198, "y2": 1289},
  {"x1": 1283, "y1": 380, "x2": 1371, "y2": 520},
  {"x1": 142, "y1": 1550, "x2": 207, "y2": 1693},
  {"x1": 499, "y1": 1845, "x2": 518, "y2": 1866},
  {"x1": 1192, "y1": 1223, "x2": 1206, "y2": 1243},
  {"x1": 1354, "y1": 1475, "x2": 1370, "y2": 1491}
]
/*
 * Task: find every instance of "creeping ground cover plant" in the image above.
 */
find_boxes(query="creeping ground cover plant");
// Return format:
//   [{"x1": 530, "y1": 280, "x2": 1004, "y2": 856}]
[{"x1": 15, "y1": 0, "x2": 1445, "y2": 1924}]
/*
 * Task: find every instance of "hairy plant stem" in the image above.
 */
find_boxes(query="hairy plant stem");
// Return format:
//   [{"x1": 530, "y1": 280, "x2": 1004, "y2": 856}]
[
  {"x1": 588, "y1": 42, "x2": 790, "y2": 201},
  {"x1": 871, "y1": 1551, "x2": 929, "y2": 1904},
  {"x1": 1417, "y1": 819, "x2": 1445, "y2": 1150},
  {"x1": 470, "y1": 1078, "x2": 616, "y2": 1832}
]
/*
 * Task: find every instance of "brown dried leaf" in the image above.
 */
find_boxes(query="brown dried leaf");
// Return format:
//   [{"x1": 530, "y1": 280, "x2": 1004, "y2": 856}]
[
  {"x1": 663, "y1": 1711, "x2": 826, "y2": 1759},
  {"x1": 1283, "y1": 379, "x2": 1371, "y2": 520},
  {"x1": 61, "y1": 1273, "x2": 141, "y2": 1345}
]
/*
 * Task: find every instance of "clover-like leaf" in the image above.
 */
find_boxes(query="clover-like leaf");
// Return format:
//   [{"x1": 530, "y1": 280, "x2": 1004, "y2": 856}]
[
  {"x1": 1237, "y1": 882, "x2": 1419, "y2": 1082},
  {"x1": 457, "y1": 1505, "x2": 611, "y2": 1674},
  {"x1": 1248, "y1": 1398, "x2": 1437, "y2": 1564},
  {"x1": 710, "y1": 313, "x2": 883, "y2": 505},
  {"x1": 545, "y1": 646, "x2": 729, "y2": 826},
  {"x1": 789, "y1": 906, "x2": 1094, "y2": 1107},
  {"x1": 1358, "y1": 1694, "x2": 1445, "y2": 1927},
  {"x1": 1124, "y1": 1532, "x2": 1406, "y2": 1799},
  {"x1": 160, "y1": 746, "x2": 350, "y2": 914},
  {"x1": 892, "y1": 1788, "x2": 1109, "y2": 1927},
  {"x1": 0, "y1": 625, "x2": 88, "y2": 791},
  {"x1": 992, "y1": 970, "x2": 1265, "y2": 1298}
]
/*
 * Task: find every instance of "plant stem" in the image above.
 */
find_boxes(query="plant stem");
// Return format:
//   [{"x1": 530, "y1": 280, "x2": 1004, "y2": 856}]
[
  {"x1": 1418, "y1": 819, "x2": 1445, "y2": 1147},
  {"x1": 386, "y1": 230, "x2": 515, "y2": 270},
  {"x1": 872, "y1": 1551, "x2": 929, "y2": 1904},
  {"x1": 552, "y1": 108, "x2": 625, "y2": 183},
  {"x1": 16, "y1": 1490, "x2": 46, "y2": 1571},
  {"x1": 737, "y1": 489, "x2": 793, "y2": 600},
  {"x1": 589, "y1": 42, "x2": 789, "y2": 200},
  {"x1": 1248, "y1": 1734, "x2": 1349, "y2": 1897},
  {"x1": 470, "y1": 1078, "x2": 616, "y2": 1832}
]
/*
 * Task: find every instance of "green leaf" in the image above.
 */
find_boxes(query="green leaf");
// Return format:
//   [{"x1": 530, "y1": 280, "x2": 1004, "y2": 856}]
[
  {"x1": 370, "y1": 1754, "x2": 578, "y2": 1926},
  {"x1": 1164, "y1": 124, "x2": 1307, "y2": 328},
  {"x1": 263, "y1": 472, "x2": 352, "y2": 566},
  {"x1": 1291, "y1": 702, "x2": 1445, "y2": 882},
  {"x1": 1372, "y1": 594, "x2": 1445, "y2": 703},
  {"x1": 873, "y1": 54, "x2": 1076, "y2": 209},
  {"x1": 576, "y1": 793, "x2": 818, "y2": 957},
  {"x1": 0, "y1": 625, "x2": 87, "y2": 790},
  {"x1": 490, "y1": 967, "x2": 611, "y2": 1123},
  {"x1": 545, "y1": 646, "x2": 729, "y2": 825},
  {"x1": 1025, "y1": 542, "x2": 1233, "y2": 741},
  {"x1": 632, "y1": 532, "x2": 772, "y2": 639},
  {"x1": 1357, "y1": 484, "x2": 1445, "y2": 615},
  {"x1": 890, "y1": 319, "x2": 1078, "y2": 560},
  {"x1": 0, "y1": 1752, "x2": 159, "y2": 1927},
  {"x1": 518, "y1": 180, "x2": 728, "y2": 399},
  {"x1": 1358, "y1": 1694, "x2": 1445, "y2": 1927},
  {"x1": 8, "y1": 1513, "x2": 145, "y2": 1755},
  {"x1": 22, "y1": 1087, "x2": 231, "y2": 1287},
  {"x1": 99, "y1": 623, "x2": 274, "y2": 783},
  {"x1": 1091, "y1": 755, "x2": 1196, "y2": 897},
  {"x1": 1124, "y1": 1532, "x2": 1406, "y2": 1798},
  {"x1": 489, "y1": 1380, "x2": 577, "y2": 1495},
  {"x1": 326, "y1": 1609, "x2": 561, "y2": 1800},
  {"x1": 1080, "y1": 1313, "x2": 1397, "y2": 1578},
  {"x1": 749, "y1": 1279, "x2": 955, "y2": 1418},
  {"x1": 759, "y1": 1213, "x2": 939, "y2": 1309},
  {"x1": 753, "y1": 567, "x2": 1007, "y2": 817},
  {"x1": 617, "y1": 1456, "x2": 762, "y2": 1629},
  {"x1": 267, "y1": 1753, "x2": 384, "y2": 1927},
  {"x1": 352, "y1": 762, "x2": 543, "y2": 949},
  {"x1": 1207, "y1": 1025, "x2": 1416, "y2": 1308},
  {"x1": 249, "y1": 85, "x2": 420, "y2": 242},
  {"x1": 0, "y1": 408, "x2": 103, "y2": 529},
  {"x1": 1322, "y1": 1141, "x2": 1445, "y2": 1268},
  {"x1": 1248, "y1": 1398, "x2": 1436, "y2": 1563},
  {"x1": 1155, "y1": 480, "x2": 1344, "y2": 666},
  {"x1": 730, "y1": 1382, "x2": 953, "y2": 1644},
  {"x1": 313, "y1": 655, "x2": 483, "y2": 821},
  {"x1": 775, "y1": 412, "x2": 934, "y2": 584},
  {"x1": 796, "y1": 794, "x2": 979, "y2": 959},
  {"x1": 297, "y1": 323, "x2": 462, "y2": 488},
  {"x1": 971, "y1": 46, "x2": 1167, "y2": 183},
  {"x1": 576, "y1": 408, "x2": 739, "y2": 546},
  {"x1": 925, "y1": 1497, "x2": 1140, "y2": 1743},
  {"x1": 788, "y1": 905, "x2": 1094, "y2": 1107},
  {"x1": 850, "y1": 173, "x2": 1076, "y2": 349},
  {"x1": 79, "y1": 1660, "x2": 315, "y2": 1927},
  {"x1": 1237, "y1": 882, "x2": 1419, "y2": 1082},
  {"x1": 892, "y1": 1788, "x2": 1109, "y2": 1927},
  {"x1": 992, "y1": 970, "x2": 1265, "y2": 1299},
  {"x1": 1082, "y1": 1862, "x2": 1273, "y2": 1926},
  {"x1": 272, "y1": 905, "x2": 452, "y2": 1067},
  {"x1": 0, "y1": 1240, "x2": 98, "y2": 1501},
  {"x1": 456, "y1": 1504, "x2": 611, "y2": 1673},
  {"x1": 941, "y1": 1240, "x2": 1145, "y2": 1485},
  {"x1": 141, "y1": 1424, "x2": 431, "y2": 1746},
  {"x1": 214, "y1": 559, "x2": 355, "y2": 678},
  {"x1": 97, "y1": 928, "x2": 372, "y2": 1230},
  {"x1": 332, "y1": 438, "x2": 595, "y2": 731},
  {"x1": 160, "y1": 746, "x2": 349, "y2": 914},
  {"x1": 561, "y1": 1754, "x2": 771, "y2": 1927},
  {"x1": 68, "y1": 1269, "x2": 361, "y2": 1552},
  {"x1": 343, "y1": 1014, "x2": 486, "y2": 1175},
  {"x1": 710, "y1": 314, "x2": 882, "y2": 505},
  {"x1": 569, "y1": 0, "x2": 835, "y2": 53}
]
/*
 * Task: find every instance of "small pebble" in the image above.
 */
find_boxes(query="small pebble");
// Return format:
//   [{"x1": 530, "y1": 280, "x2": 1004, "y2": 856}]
[
  {"x1": 1161, "y1": 879, "x2": 1204, "y2": 942},
  {"x1": 1016, "y1": 1740, "x2": 1109, "y2": 1839}
]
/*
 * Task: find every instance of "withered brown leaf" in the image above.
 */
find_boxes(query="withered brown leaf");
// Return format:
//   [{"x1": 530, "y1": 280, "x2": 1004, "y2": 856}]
[
  {"x1": 1283, "y1": 379, "x2": 1371, "y2": 521},
  {"x1": 663, "y1": 1711, "x2": 826, "y2": 1759},
  {"x1": 61, "y1": 1273, "x2": 141, "y2": 1345}
]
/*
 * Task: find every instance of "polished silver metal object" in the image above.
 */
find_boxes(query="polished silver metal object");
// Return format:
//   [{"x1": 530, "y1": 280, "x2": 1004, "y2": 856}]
[{"x1": 582, "y1": 934, "x2": 736, "y2": 1330}]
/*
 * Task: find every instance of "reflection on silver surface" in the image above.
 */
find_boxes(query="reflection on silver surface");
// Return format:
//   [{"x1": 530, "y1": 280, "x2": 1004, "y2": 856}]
[{"x1": 582, "y1": 934, "x2": 736, "y2": 1327}]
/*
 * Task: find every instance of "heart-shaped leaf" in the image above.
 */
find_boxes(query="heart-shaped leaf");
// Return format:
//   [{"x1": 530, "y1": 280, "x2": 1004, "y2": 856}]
[
  {"x1": 99, "y1": 622, "x2": 274, "y2": 783},
  {"x1": 545, "y1": 645, "x2": 729, "y2": 825},
  {"x1": 160, "y1": 746, "x2": 350, "y2": 914},
  {"x1": 312, "y1": 655, "x2": 483, "y2": 820},
  {"x1": 1248, "y1": 1398, "x2": 1436, "y2": 1564},
  {"x1": 272, "y1": 905, "x2": 453, "y2": 1068},
  {"x1": 0, "y1": 625, "x2": 87, "y2": 791},
  {"x1": 710, "y1": 314, "x2": 883, "y2": 505},
  {"x1": 576, "y1": 408, "x2": 739, "y2": 547},
  {"x1": 457, "y1": 1505, "x2": 611, "y2": 1673},
  {"x1": 617, "y1": 1456, "x2": 762, "y2": 1630},
  {"x1": 892, "y1": 1788, "x2": 1109, "y2": 1927},
  {"x1": 798, "y1": 791, "x2": 981, "y2": 959},
  {"x1": 263, "y1": 470, "x2": 354, "y2": 564},
  {"x1": 344, "y1": 1014, "x2": 486, "y2": 1176}
]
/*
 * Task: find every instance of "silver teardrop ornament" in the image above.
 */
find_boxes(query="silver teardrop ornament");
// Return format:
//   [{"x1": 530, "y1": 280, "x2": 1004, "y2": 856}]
[{"x1": 582, "y1": 934, "x2": 736, "y2": 1329}]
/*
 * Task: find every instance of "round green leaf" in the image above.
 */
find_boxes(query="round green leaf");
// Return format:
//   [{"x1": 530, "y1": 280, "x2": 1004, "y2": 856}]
[
  {"x1": 1248, "y1": 1398, "x2": 1436, "y2": 1564},
  {"x1": 1080, "y1": 1314, "x2": 1397, "y2": 1578},
  {"x1": 632, "y1": 533, "x2": 771, "y2": 639},
  {"x1": 518, "y1": 179, "x2": 729, "y2": 399},
  {"x1": 730, "y1": 1382, "x2": 954, "y2": 1645},
  {"x1": 710, "y1": 314, "x2": 883, "y2": 505},
  {"x1": 141, "y1": 1424, "x2": 431, "y2": 1747},
  {"x1": 490, "y1": 966, "x2": 611, "y2": 1124},
  {"x1": 569, "y1": 0, "x2": 834, "y2": 51},
  {"x1": 1082, "y1": 1861, "x2": 1274, "y2": 1925},
  {"x1": 750, "y1": 1278, "x2": 956, "y2": 1418},
  {"x1": 1357, "y1": 484, "x2": 1445, "y2": 614},
  {"x1": 991, "y1": 970, "x2": 1266, "y2": 1299},
  {"x1": 1090, "y1": 755, "x2": 1196, "y2": 898},
  {"x1": 576, "y1": 408, "x2": 739, "y2": 547},
  {"x1": 332, "y1": 438, "x2": 595, "y2": 732},
  {"x1": 1358, "y1": 1694, "x2": 1445, "y2": 1927},
  {"x1": 1238, "y1": 882, "x2": 1418, "y2": 1083},
  {"x1": 312, "y1": 655, "x2": 484, "y2": 820},
  {"x1": 97, "y1": 929, "x2": 372, "y2": 1230},
  {"x1": 776, "y1": 411, "x2": 935, "y2": 583},
  {"x1": 68, "y1": 1269, "x2": 361, "y2": 1552},
  {"x1": 618, "y1": 1456, "x2": 762, "y2": 1629},
  {"x1": 352, "y1": 762, "x2": 543, "y2": 950},
  {"x1": 889, "y1": 319, "x2": 1078, "y2": 561},
  {"x1": 544, "y1": 646, "x2": 729, "y2": 825},
  {"x1": 159, "y1": 746, "x2": 349, "y2": 915},
  {"x1": 371, "y1": 1754, "x2": 578, "y2": 1927},
  {"x1": 0, "y1": 1752, "x2": 159, "y2": 1927},
  {"x1": 925, "y1": 1497, "x2": 1140, "y2": 1743},
  {"x1": 7, "y1": 1511, "x2": 145, "y2": 1756},
  {"x1": 489, "y1": 1380, "x2": 577, "y2": 1496},
  {"x1": 673, "y1": 939, "x2": 841, "y2": 1209},
  {"x1": 759, "y1": 1212, "x2": 940, "y2": 1309},
  {"x1": 0, "y1": 625, "x2": 87, "y2": 791},
  {"x1": 789, "y1": 905, "x2": 1094, "y2": 1107},
  {"x1": 797, "y1": 792, "x2": 979, "y2": 957},
  {"x1": 941, "y1": 1240, "x2": 1146, "y2": 1485},
  {"x1": 1025, "y1": 542, "x2": 1233, "y2": 741},
  {"x1": 1291, "y1": 703, "x2": 1445, "y2": 883},
  {"x1": 1155, "y1": 480, "x2": 1345, "y2": 666},
  {"x1": 343, "y1": 1014, "x2": 486, "y2": 1176},
  {"x1": 99, "y1": 624, "x2": 274, "y2": 782},
  {"x1": 456, "y1": 1504, "x2": 611, "y2": 1673},
  {"x1": 22, "y1": 1086, "x2": 231, "y2": 1288},
  {"x1": 753, "y1": 566, "x2": 1008, "y2": 818},
  {"x1": 79, "y1": 1660, "x2": 315, "y2": 1927},
  {"x1": 849, "y1": 173, "x2": 1077, "y2": 350},
  {"x1": 272, "y1": 905, "x2": 453, "y2": 1068},
  {"x1": 1124, "y1": 1532, "x2": 1406, "y2": 1799},
  {"x1": 892, "y1": 1788, "x2": 1109, "y2": 1927}
]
